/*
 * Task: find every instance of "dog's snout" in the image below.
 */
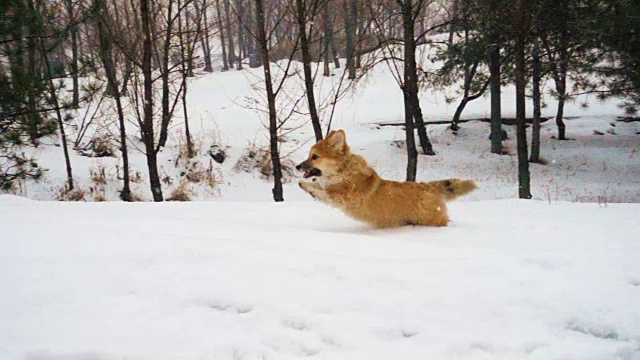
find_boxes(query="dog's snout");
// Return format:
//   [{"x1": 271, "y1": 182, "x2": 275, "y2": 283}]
[{"x1": 296, "y1": 160, "x2": 310, "y2": 171}]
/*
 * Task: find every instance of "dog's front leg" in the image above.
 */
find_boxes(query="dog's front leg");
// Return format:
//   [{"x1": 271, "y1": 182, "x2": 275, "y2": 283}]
[{"x1": 299, "y1": 180, "x2": 330, "y2": 202}]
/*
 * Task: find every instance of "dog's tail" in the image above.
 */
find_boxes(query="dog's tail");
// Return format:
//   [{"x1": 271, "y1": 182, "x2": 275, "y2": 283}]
[{"x1": 421, "y1": 179, "x2": 477, "y2": 201}]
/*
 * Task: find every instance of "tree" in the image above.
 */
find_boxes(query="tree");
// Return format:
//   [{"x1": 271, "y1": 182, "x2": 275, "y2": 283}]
[
  {"x1": 140, "y1": 0, "x2": 164, "y2": 201},
  {"x1": 395, "y1": 0, "x2": 437, "y2": 181},
  {"x1": 580, "y1": 0, "x2": 640, "y2": 110},
  {"x1": 94, "y1": 0, "x2": 132, "y2": 201},
  {"x1": 343, "y1": 0, "x2": 357, "y2": 80},
  {"x1": 224, "y1": 0, "x2": 236, "y2": 65},
  {"x1": 529, "y1": 34, "x2": 542, "y2": 163},
  {"x1": 41, "y1": 40, "x2": 75, "y2": 191},
  {"x1": 157, "y1": 0, "x2": 179, "y2": 149},
  {"x1": 216, "y1": 0, "x2": 230, "y2": 70},
  {"x1": 444, "y1": 0, "x2": 509, "y2": 153},
  {"x1": 254, "y1": 0, "x2": 284, "y2": 201},
  {"x1": 295, "y1": 0, "x2": 324, "y2": 141},
  {"x1": 64, "y1": 0, "x2": 80, "y2": 108},
  {"x1": 488, "y1": 43, "x2": 502, "y2": 154},
  {"x1": 236, "y1": 0, "x2": 245, "y2": 70},
  {"x1": 540, "y1": 0, "x2": 571, "y2": 140},
  {"x1": 194, "y1": 0, "x2": 213, "y2": 72},
  {"x1": 0, "y1": 0, "x2": 81, "y2": 190},
  {"x1": 433, "y1": 25, "x2": 490, "y2": 132},
  {"x1": 514, "y1": 0, "x2": 531, "y2": 199},
  {"x1": 475, "y1": 0, "x2": 509, "y2": 155}
]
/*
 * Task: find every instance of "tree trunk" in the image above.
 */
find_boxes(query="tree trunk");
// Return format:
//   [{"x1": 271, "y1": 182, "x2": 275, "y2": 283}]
[
  {"x1": 322, "y1": 0, "x2": 331, "y2": 76},
  {"x1": 514, "y1": 0, "x2": 531, "y2": 199},
  {"x1": 331, "y1": 38, "x2": 340, "y2": 68},
  {"x1": 255, "y1": 0, "x2": 283, "y2": 201},
  {"x1": 141, "y1": 0, "x2": 163, "y2": 202},
  {"x1": 184, "y1": 4, "x2": 195, "y2": 77},
  {"x1": 343, "y1": 0, "x2": 356, "y2": 79},
  {"x1": 216, "y1": 0, "x2": 229, "y2": 70},
  {"x1": 157, "y1": 0, "x2": 174, "y2": 149},
  {"x1": 41, "y1": 40, "x2": 74, "y2": 191},
  {"x1": 97, "y1": 0, "x2": 132, "y2": 201},
  {"x1": 178, "y1": 0, "x2": 195, "y2": 157},
  {"x1": 224, "y1": 0, "x2": 236, "y2": 65},
  {"x1": 555, "y1": 0, "x2": 569, "y2": 140},
  {"x1": 246, "y1": 0, "x2": 259, "y2": 67},
  {"x1": 488, "y1": 45, "x2": 502, "y2": 154},
  {"x1": 121, "y1": 60, "x2": 133, "y2": 95},
  {"x1": 451, "y1": 61, "x2": 486, "y2": 132},
  {"x1": 65, "y1": 0, "x2": 79, "y2": 108},
  {"x1": 296, "y1": 0, "x2": 323, "y2": 141},
  {"x1": 26, "y1": 0, "x2": 39, "y2": 145},
  {"x1": 195, "y1": 0, "x2": 213, "y2": 72},
  {"x1": 401, "y1": 0, "x2": 418, "y2": 182},
  {"x1": 448, "y1": 0, "x2": 458, "y2": 45},
  {"x1": 412, "y1": 91, "x2": 435, "y2": 155},
  {"x1": 451, "y1": 97, "x2": 468, "y2": 131},
  {"x1": 236, "y1": 0, "x2": 244, "y2": 70},
  {"x1": 530, "y1": 38, "x2": 542, "y2": 163},
  {"x1": 555, "y1": 93, "x2": 566, "y2": 140}
]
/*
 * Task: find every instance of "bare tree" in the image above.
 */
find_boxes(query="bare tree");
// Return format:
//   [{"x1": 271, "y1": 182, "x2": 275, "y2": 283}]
[
  {"x1": 95, "y1": 0, "x2": 132, "y2": 201},
  {"x1": 141, "y1": 0, "x2": 163, "y2": 201},
  {"x1": 178, "y1": 0, "x2": 197, "y2": 157},
  {"x1": 394, "y1": 0, "x2": 437, "y2": 181},
  {"x1": 224, "y1": 0, "x2": 236, "y2": 65},
  {"x1": 343, "y1": 0, "x2": 357, "y2": 79},
  {"x1": 40, "y1": 41, "x2": 74, "y2": 191},
  {"x1": 236, "y1": 0, "x2": 245, "y2": 69},
  {"x1": 488, "y1": 44, "x2": 502, "y2": 154},
  {"x1": 216, "y1": 0, "x2": 230, "y2": 70},
  {"x1": 64, "y1": 0, "x2": 80, "y2": 108},
  {"x1": 530, "y1": 35, "x2": 542, "y2": 163},
  {"x1": 514, "y1": 0, "x2": 531, "y2": 199},
  {"x1": 295, "y1": 0, "x2": 324, "y2": 141},
  {"x1": 254, "y1": 0, "x2": 283, "y2": 201},
  {"x1": 194, "y1": 0, "x2": 213, "y2": 72},
  {"x1": 157, "y1": 0, "x2": 178, "y2": 149}
]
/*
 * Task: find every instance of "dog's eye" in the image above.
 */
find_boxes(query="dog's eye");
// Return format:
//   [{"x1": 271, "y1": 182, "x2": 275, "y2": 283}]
[{"x1": 311, "y1": 154, "x2": 318, "y2": 160}]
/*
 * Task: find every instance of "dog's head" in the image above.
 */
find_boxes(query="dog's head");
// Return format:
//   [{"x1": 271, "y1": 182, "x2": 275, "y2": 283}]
[{"x1": 296, "y1": 130, "x2": 350, "y2": 179}]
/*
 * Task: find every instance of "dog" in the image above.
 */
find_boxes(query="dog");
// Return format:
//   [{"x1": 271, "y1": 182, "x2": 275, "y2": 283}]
[{"x1": 296, "y1": 130, "x2": 477, "y2": 228}]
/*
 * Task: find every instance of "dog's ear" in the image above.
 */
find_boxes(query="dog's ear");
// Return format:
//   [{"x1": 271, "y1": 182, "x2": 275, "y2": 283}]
[
  {"x1": 326, "y1": 130, "x2": 347, "y2": 150},
  {"x1": 323, "y1": 130, "x2": 337, "y2": 143}
]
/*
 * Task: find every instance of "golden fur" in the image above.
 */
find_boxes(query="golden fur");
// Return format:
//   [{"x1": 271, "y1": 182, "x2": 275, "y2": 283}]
[{"x1": 297, "y1": 130, "x2": 477, "y2": 228}]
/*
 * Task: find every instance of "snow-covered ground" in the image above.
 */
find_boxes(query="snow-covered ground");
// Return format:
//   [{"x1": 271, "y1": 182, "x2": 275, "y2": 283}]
[
  {"x1": 2, "y1": 45, "x2": 640, "y2": 360},
  {"x1": 2, "y1": 196, "x2": 640, "y2": 360}
]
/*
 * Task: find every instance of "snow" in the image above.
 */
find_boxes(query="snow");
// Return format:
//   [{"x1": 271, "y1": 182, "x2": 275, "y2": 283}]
[
  {"x1": 2, "y1": 198, "x2": 640, "y2": 359},
  {"x1": 2, "y1": 39, "x2": 640, "y2": 359}
]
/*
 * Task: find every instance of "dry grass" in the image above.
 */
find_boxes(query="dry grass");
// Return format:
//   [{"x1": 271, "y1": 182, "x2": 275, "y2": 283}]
[
  {"x1": 167, "y1": 182, "x2": 191, "y2": 201},
  {"x1": 130, "y1": 170, "x2": 144, "y2": 184},
  {"x1": 55, "y1": 186, "x2": 86, "y2": 201},
  {"x1": 183, "y1": 159, "x2": 219, "y2": 188},
  {"x1": 234, "y1": 145, "x2": 296, "y2": 182},
  {"x1": 90, "y1": 167, "x2": 108, "y2": 185},
  {"x1": 79, "y1": 133, "x2": 116, "y2": 158}
]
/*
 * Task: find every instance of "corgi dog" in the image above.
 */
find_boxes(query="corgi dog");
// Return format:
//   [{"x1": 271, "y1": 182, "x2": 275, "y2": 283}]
[{"x1": 296, "y1": 130, "x2": 476, "y2": 228}]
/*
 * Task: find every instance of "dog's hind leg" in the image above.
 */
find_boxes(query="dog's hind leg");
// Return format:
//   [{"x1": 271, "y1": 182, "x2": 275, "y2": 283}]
[{"x1": 416, "y1": 197, "x2": 450, "y2": 227}]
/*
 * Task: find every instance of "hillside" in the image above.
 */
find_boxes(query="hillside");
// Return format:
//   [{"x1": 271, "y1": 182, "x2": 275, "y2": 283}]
[{"x1": 5, "y1": 60, "x2": 639, "y2": 203}]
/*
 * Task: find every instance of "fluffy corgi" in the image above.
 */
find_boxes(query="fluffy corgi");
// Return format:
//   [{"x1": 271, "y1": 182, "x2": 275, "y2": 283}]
[{"x1": 297, "y1": 130, "x2": 476, "y2": 228}]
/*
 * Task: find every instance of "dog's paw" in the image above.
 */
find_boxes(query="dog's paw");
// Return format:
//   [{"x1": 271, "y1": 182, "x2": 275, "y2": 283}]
[{"x1": 298, "y1": 180, "x2": 312, "y2": 191}]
